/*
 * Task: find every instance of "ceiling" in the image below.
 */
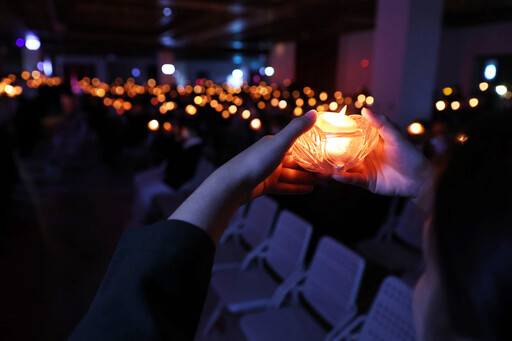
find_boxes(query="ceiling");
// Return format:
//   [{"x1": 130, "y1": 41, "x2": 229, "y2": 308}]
[{"x1": 1, "y1": 0, "x2": 511, "y2": 58}]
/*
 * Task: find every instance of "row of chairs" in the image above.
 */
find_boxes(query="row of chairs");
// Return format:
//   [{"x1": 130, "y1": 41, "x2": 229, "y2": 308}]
[{"x1": 200, "y1": 196, "x2": 416, "y2": 341}]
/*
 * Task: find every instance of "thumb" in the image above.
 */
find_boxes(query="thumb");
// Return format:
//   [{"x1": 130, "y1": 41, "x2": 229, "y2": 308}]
[
  {"x1": 361, "y1": 107, "x2": 403, "y2": 145},
  {"x1": 272, "y1": 110, "x2": 317, "y2": 154}
]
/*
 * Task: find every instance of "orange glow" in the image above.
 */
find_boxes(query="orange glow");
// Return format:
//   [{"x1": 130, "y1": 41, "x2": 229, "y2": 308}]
[
  {"x1": 435, "y1": 100, "x2": 446, "y2": 111},
  {"x1": 221, "y1": 110, "x2": 230, "y2": 119},
  {"x1": 157, "y1": 94, "x2": 166, "y2": 102},
  {"x1": 250, "y1": 118, "x2": 262, "y2": 130},
  {"x1": 21, "y1": 71, "x2": 30, "y2": 80},
  {"x1": 316, "y1": 105, "x2": 325, "y2": 112},
  {"x1": 103, "y1": 98, "x2": 112, "y2": 106},
  {"x1": 469, "y1": 98, "x2": 479, "y2": 107},
  {"x1": 292, "y1": 90, "x2": 300, "y2": 98},
  {"x1": 479, "y1": 82, "x2": 489, "y2": 91},
  {"x1": 334, "y1": 91, "x2": 342, "y2": 99},
  {"x1": 407, "y1": 122, "x2": 425, "y2": 135},
  {"x1": 295, "y1": 98, "x2": 304, "y2": 107},
  {"x1": 270, "y1": 98, "x2": 279, "y2": 107},
  {"x1": 344, "y1": 97, "x2": 353, "y2": 105},
  {"x1": 148, "y1": 79, "x2": 156, "y2": 87},
  {"x1": 283, "y1": 78, "x2": 291, "y2": 87},
  {"x1": 210, "y1": 99, "x2": 219, "y2": 108},
  {"x1": 186, "y1": 105, "x2": 197, "y2": 115},
  {"x1": 31, "y1": 70, "x2": 41, "y2": 79},
  {"x1": 116, "y1": 87, "x2": 125, "y2": 95},
  {"x1": 150, "y1": 97, "x2": 159, "y2": 106},
  {"x1": 308, "y1": 98, "x2": 316, "y2": 106},
  {"x1": 303, "y1": 87, "x2": 311, "y2": 95},
  {"x1": 319, "y1": 92, "x2": 328, "y2": 101},
  {"x1": 329, "y1": 102, "x2": 338, "y2": 111},
  {"x1": 366, "y1": 96, "x2": 374, "y2": 106},
  {"x1": 194, "y1": 96, "x2": 203, "y2": 105},
  {"x1": 163, "y1": 122, "x2": 172, "y2": 132},
  {"x1": 456, "y1": 133, "x2": 468, "y2": 144},
  {"x1": 357, "y1": 94, "x2": 366, "y2": 102},
  {"x1": 241, "y1": 110, "x2": 251, "y2": 119},
  {"x1": 14, "y1": 86, "x2": 23, "y2": 95},
  {"x1": 278, "y1": 100, "x2": 287, "y2": 109},
  {"x1": 4, "y1": 85, "x2": 14, "y2": 94},
  {"x1": 92, "y1": 78, "x2": 100, "y2": 87},
  {"x1": 355, "y1": 101, "x2": 363, "y2": 109},
  {"x1": 159, "y1": 105, "x2": 167, "y2": 114},
  {"x1": 228, "y1": 105, "x2": 237, "y2": 114},
  {"x1": 293, "y1": 107, "x2": 303, "y2": 116},
  {"x1": 257, "y1": 101, "x2": 265, "y2": 109},
  {"x1": 148, "y1": 119, "x2": 159, "y2": 131},
  {"x1": 123, "y1": 101, "x2": 132, "y2": 110},
  {"x1": 96, "y1": 88, "x2": 106, "y2": 97},
  {"x1": 442, "y1": 87, "x2": 453, "y2": 96},
  {"x1": 450, "y1": 101, "x2": 461, "y2": 110}
]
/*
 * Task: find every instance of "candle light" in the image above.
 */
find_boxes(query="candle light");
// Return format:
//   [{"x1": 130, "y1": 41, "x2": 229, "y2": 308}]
[{"x1": 292, "y1": 105, "x2": 379, "y2": 174}]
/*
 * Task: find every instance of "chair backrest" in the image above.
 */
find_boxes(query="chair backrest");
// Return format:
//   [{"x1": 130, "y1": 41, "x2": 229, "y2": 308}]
[
  {"x1": 264, "y1": 210, "x2": 313, "y2": 280},
  {"x1": 359, "y1": 276, "x2": 416, "y2": 341},
  {"x1": 240, "y1": 196, "x2": 279, "y2": 249},
  {"x1": 300, "y1": 237, "x2": 365, "y2": 327}
]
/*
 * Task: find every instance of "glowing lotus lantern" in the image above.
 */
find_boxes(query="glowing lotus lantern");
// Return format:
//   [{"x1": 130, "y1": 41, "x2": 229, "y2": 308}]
[{"x1": 292, "y1": 106, "x2": 379, "y2": 174}]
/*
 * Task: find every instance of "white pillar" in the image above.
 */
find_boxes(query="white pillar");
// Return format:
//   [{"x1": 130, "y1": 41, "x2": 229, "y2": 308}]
[{"x1": 371, "y1": 0, "x2": 444, "y2": 127}]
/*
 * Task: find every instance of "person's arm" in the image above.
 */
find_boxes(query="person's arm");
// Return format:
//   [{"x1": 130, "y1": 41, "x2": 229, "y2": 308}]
[{"x1": 70, "y1": 111, "x2": 324, "y2": 340}]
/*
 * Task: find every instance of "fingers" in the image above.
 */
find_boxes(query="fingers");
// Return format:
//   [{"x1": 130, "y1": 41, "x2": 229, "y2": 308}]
[
  {"x1": 271, "y1": 111, "x2": 317, "y2": 154},
  {"x1": 332, "y1": 172, "x2": 368, "y2": 189},
  {"x1": 282, "y1": 155, "x2": 306, "y2": 170},
  {"x1": 361, "y1": 108, "x2": 403, "y2": 145},
  {"x1": 270, "y1": 182, "x2": 314, "y2": 195},
  {"x1": 279, "y1": 167, "x2": 329, "y2": 185}
]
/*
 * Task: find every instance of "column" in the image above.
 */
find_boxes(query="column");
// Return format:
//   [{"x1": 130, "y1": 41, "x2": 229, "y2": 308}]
[{"x1": 370, "y1": 0, "x2": 444, "y2": 127}]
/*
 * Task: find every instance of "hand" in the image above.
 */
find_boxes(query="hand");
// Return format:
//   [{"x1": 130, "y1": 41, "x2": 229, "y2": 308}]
[
  {"x1": 333, "y1": 108, "x2": 433, "y2": 198},
  {"x1": 170, "y1": 111, "x2": 326, "y2": 243}
]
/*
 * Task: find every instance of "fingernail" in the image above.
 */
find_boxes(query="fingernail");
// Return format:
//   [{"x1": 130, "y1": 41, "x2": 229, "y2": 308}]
[{"x1": 305, "y1": 111, "x2": 316, "y2": 120}]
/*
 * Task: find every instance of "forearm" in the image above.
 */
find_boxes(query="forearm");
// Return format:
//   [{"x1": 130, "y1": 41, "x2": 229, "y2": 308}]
[{"x1": 169, "y1": 170, "x2": 248, "y2": 244}]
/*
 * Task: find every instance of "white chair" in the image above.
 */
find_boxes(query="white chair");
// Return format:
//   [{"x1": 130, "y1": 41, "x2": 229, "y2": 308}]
[
  {"x1": 356, "y1": 198, "x2": 425, "y2": 274},
  {"x1": 335, "y1": 276, "x2": 416, "y2": 341},
  {"x1": 213, "y1": 196, "x2": 279, "y2": 271},
  {"x1": 203, "y1": 210, "x2": 313, "y2": 336},
  {"x1": 239, "y1": 237, "x2": 366, "y2": 341}
]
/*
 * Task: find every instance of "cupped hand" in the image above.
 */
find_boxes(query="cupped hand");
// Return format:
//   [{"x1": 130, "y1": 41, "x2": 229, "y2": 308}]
[
  {"x1": 217, "y1": 110, "x2": 328, "y2": 203},
  {"x1": 332, "y1": 108, "x2": 433, "y2": 198}
]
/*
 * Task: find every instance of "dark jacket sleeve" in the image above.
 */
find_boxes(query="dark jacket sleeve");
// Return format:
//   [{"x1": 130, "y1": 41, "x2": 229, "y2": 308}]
[{"x1": 69, "y1": 219, "x2": 216, "y2": 340}]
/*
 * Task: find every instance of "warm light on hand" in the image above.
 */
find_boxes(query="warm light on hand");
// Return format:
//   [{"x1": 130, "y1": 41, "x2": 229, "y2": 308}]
[{"x1": 292, "y1": 106, "x2": 379, "y2": 174}]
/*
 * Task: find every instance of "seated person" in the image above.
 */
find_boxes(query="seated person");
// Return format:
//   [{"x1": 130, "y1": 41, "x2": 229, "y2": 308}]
[{"x1": 70, "y1": 109, "x2": 512, "y2": 341}]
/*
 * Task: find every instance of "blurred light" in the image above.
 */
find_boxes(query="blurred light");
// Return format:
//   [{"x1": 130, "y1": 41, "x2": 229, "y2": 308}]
[
  {"x1": 283, "y1": 79, "x2": 291, "y2": 87},
  {"x1": 257, "y1": 101, "x2": 265, "y2": 109},
  {"x1": 319, "y1": 92, "x2": 328, "y2": 101},
  {"x1": 43, "y1": 58, "x2": 53, "y2": 76},
  {"x1": 232, "y1": 55, "x2": 242, "y2": 64},
  {"x1": 160, "y1": 36, "x2": 174, "y2": 46},
  {"x1": 293, "y1": 107, "x2": 303, "y2": 116},
  {"x1": 435, "y1": 100, "x2": 446, "y2": 111},
  {"x1": 469, "y1": 98, "x2": 479, "y2": 107},
  {"x1": 21, "y1": 71, "x2": 30, "y2": 80},
  {"x1": 484, "y1": 63, "x2": 497, "y2": 80},
  {"x1": 259, "y1": 67, "x2": 266, "y2": 75},
  {"x1": 232, "y1": 41, "x2": 243, "y2": 49},
  {"x1": 185, "y1": 105, "x2": 197, "y2": 115},
  {"x1": 162, "y1": 64, "x2": 175, "y2": 75},
  {"x1": 357, "y1": 94, "x2": 366, "y2": 102},
  {"x1": 232, "y1": 69, "x2": 243, "y2": 79},
  {"x1": 278, "y1": 100, "x2": 287, "y2": 109},
  {"x1": 407, "y1": 122, "x2": 425, "y2": 135},
  {"x1": 329, "y1": 102, "x2": 337, "y2": 111},
  {"x1": 479, "y1": 82, "x2": 489, "y2": 91},
  {"x1": 221, "y1": 110, "x2": 230, "y2": 119},
  {"x1": 250, "y1": 118, "x2": 261, "y2": 130},
  {"x1": 16, "y1": 38, "x2": 25, "y2": 47},
  {"x1": 148, "y1": 120, "x2": 159, "y2": 131},
  {"x1": 334, "y1": 91, "x2": 342, "y2": 99},
  {"x1": 270, "y1": 98, "x2": 279, "y2": 107},
  {"x1": 295, "y1": 98, "x2": 304, "y2": 107},
  {"x1": 456, "y1": 133, "x2": 468, "y2": 144},
  {"x1": 163, "y1": 7, "x2": 172, "y2": 16},
  {"x1": 37, "y1": 61, "x2": 44, "y2": 71},
  {"x1": 442, "y1": 87, "x2": 453, "y2": 96},
  {"x1": 25, "y1": 33, "x2": 41, "y2": 50},
  {"x1": 241, "y1": 110, "x2": 251, "y2": 119},
  {"x1": 264, "y1": 66, "x2": 274, "y2": 76},
  {"x1": 495, "y1": 85, "x2": 508, "y2": 96},
  {"x1": 228, "y1": 105, "x2": 237, "y2": 114},
  {"x1": 366, "y1": 96, "x2": 374, "y2": 106},
  {"x1": 450, "y1": 101, "x2": 461, "y2": 110},
  {"x1": 163, "y1": 122, "x2": 172, "y2": 131},
  {"x1": 4, "y1": 85, "x2": 13, "y2": 94},
  {"x1": 31, "y1": 70, "x2": 41, "y2": 79},
  {"x1": 148, "y1": 79, "x2": 157, "y2": 87},
  {"x1": 360, "y1": 59, "x2": 370, "y2": 68},
  {"x1": 308, "y1": 98, "x2": 316, "y2": 106},
  {"x1": 354, "y1": 101, "x2": 363, "y2": 109},
  {"x1": 131, "y1": 68, "x2": 141, "y2": 77}
]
